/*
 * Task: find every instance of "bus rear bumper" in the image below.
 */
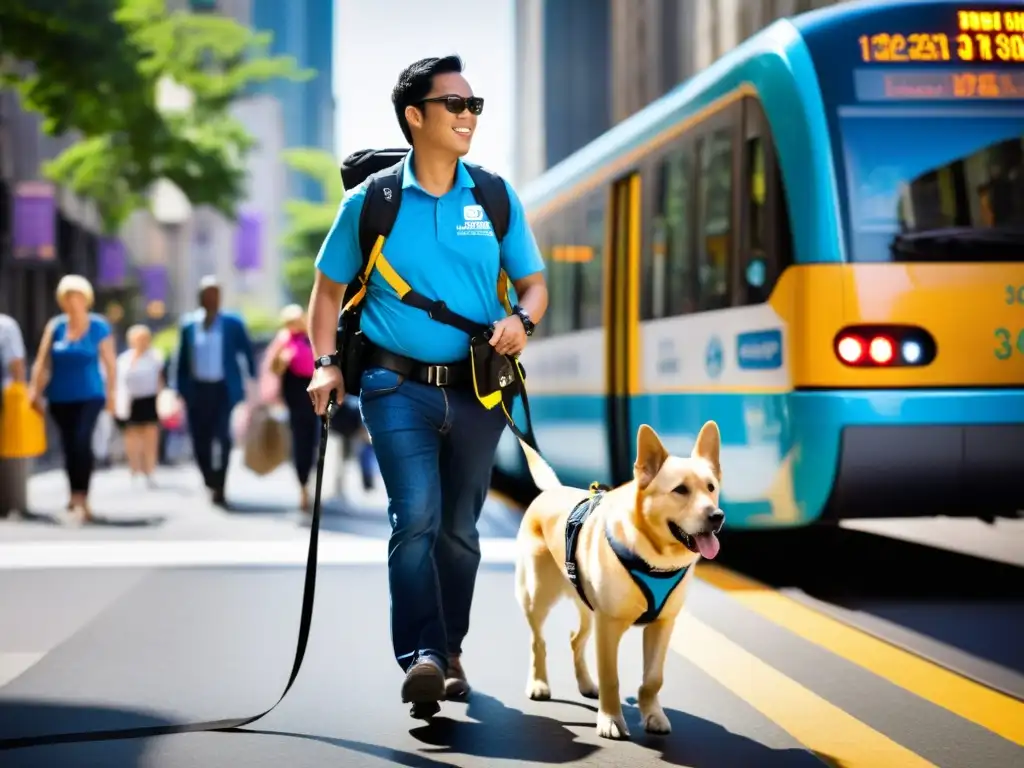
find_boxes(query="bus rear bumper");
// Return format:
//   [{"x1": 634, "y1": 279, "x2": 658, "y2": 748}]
[{"x1": 795, "y1": 389, "x2": 1024, "y2": 521}]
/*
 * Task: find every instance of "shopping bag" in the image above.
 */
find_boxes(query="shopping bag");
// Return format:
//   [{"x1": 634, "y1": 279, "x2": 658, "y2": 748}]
[
  {"x1": 243, "y1": 404, "x2": 291, "y2": 476},
  {"x1": 156, "y1": 389, "x2": 183, "y2": 431},
  {"x1": 92, "y1": 410, "x2": 114, "y2": 461},
  {"x1": 0, "y1": 382, "x2": 47, "y2": 459}
]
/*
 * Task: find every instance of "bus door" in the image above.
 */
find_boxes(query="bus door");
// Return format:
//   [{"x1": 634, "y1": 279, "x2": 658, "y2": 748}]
[{"x1": 605, "y1": 173, "x2": 642, "y2": 485}]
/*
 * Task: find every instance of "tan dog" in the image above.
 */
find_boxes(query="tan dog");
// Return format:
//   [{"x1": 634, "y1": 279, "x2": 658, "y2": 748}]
[{"x1": 514, "y1": 422, "x2": 724, "y2": 740}]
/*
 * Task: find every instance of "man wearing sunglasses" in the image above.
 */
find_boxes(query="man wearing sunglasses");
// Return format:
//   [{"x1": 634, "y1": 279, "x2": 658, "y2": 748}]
[{"x1": 307, "y1": 55, "x2": 549, "y2": 717}]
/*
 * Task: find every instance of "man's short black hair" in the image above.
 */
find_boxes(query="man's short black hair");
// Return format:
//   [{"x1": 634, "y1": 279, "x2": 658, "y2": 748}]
[{"x1": 391, "y1": 55, "x2": 464, "y2": 144}]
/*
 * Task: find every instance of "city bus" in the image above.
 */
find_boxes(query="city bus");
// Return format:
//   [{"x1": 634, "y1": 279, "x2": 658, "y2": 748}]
[{"x1": 494, "y1": 0, "x2": 1024, "y2": 528}]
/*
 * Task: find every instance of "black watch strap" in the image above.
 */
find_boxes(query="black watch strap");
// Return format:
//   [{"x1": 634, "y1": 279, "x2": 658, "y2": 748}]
[
  {"x1": 314, "y1": 353, "x2": 340, "y2": 370},
  {"x1": 512, "y1": 305, "x2": 535, "y2": 336}
]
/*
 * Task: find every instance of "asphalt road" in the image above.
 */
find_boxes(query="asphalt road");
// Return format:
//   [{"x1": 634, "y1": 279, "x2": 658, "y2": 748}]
[{"x1": 0, "y1": 454, "x2": 1022, "y2": 768}]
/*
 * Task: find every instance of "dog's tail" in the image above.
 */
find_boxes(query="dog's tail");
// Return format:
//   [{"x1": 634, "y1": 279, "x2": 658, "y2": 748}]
[{"x1": 518, "y1": 439, "x2": 562, "y2": 492}]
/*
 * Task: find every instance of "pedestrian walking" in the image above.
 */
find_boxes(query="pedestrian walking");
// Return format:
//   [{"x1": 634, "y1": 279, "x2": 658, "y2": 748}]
[
  {"x1": 27, "y1": 275, "x2": 117, "y2": 523},
  {"x1": 115, "y1": 324, "x2": 164, "y2": 486},
  {"x1": 306, "y1": 55, "x2": 548, "y2": 717},
  {"x1": 171, "y1": 276, "x2": 256, "y2": 508}
]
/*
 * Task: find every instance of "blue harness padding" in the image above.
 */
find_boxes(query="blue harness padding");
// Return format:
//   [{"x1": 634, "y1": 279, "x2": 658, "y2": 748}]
[{"x1": 563, "y1": 486, "x2": 691, "y2": 626}]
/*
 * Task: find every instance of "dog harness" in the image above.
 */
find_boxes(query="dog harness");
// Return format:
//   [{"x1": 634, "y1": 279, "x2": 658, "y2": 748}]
[{"x1": 563, "y1": 484, "x2": 691, "y2": 625}]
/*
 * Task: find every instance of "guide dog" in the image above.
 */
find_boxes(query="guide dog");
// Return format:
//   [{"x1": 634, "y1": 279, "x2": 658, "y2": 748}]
[{"x1": 514, "y1": 422, "x2": 724, "y2": 740}]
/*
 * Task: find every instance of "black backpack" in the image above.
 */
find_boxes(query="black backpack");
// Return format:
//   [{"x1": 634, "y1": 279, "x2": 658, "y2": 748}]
[{"x1": 334, "y1": 147, "x2": 513, "y2": 396}]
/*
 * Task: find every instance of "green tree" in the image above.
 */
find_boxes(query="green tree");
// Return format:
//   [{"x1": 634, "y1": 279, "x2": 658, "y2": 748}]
[
  {"x1": 0, "y1": 0, "x2": 311, "y2": 232},
  {"x1": 280, "y1": 148, "x2": 344, "y2": 303}
]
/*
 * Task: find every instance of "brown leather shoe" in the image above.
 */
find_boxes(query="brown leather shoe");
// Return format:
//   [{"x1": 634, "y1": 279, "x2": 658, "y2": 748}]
[
  {"x1": 444, "y1": 654, "x2": 471, "y2": 700},
  {"x1": 401, "y1": 654, "x2": 445, "y2": 705}
]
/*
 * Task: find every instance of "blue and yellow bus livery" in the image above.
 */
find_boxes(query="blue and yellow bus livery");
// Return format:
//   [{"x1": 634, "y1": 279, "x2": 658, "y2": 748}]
[{"x1": 494, "y1": 0, "x2": 1024, "y2": 528}]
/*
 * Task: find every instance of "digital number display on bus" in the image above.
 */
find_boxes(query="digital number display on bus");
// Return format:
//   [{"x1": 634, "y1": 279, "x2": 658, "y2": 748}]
[
  {"x1": 855, "y1": 69, "x2": 1024, "y2": 100},
  {"x1": 857, "y1": 8, "x2": 1024, "y2": 64}
]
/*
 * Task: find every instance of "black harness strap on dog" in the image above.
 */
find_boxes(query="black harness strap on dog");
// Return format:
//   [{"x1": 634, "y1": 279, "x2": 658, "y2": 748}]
[
  {"x1": 563, "y1": 482, "x2": 689, "y2": 626},
  {"x1": 563, "y1": 483, "x2": 611, "y2": 610},
  {"x1": 0, "y1": 398, "x2": 339, "y2": 753}
]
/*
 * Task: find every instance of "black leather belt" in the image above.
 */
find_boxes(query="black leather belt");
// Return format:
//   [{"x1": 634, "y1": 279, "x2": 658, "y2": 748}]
[{"x1": 366, "y1": 346, "x2": 472, "y2": 388}]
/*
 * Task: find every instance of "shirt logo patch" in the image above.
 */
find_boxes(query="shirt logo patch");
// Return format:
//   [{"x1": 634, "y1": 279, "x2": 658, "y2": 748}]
[{"x1": 457, "y1": 204, "x2": 493, "y2": 237}]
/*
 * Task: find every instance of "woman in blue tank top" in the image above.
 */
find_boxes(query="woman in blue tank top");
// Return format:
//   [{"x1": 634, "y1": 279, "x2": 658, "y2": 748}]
[{"x1": 28, "y1": 275, "x2": 117, "y2": 522}]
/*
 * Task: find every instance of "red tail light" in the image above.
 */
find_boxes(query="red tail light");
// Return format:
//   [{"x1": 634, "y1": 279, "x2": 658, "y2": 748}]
[
  {"x1": 834, "y1": 326, "x2": 936, "y2": 368},
  {"x1": 868, "y1": 336, "x2": 894, "y2": 364},
  {"x1": 836, "y1": 335, "x2": 864, "y2": 364}
]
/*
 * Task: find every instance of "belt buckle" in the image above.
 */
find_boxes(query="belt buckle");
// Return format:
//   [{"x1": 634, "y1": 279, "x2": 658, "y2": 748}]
[{"x1": 426, "y1": 365, "x2": 449, "y2": 387}]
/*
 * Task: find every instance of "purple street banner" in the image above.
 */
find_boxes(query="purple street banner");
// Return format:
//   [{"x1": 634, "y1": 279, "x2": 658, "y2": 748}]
[
  {"x1": 97, "y1": 237, "x2": 127, "y2": 287},
  {"x1": 138, "y1": 264, "x2": 169, "y2": 304},
  {"x1": 234, "y1": 210, "x2": 262, "y2": 271},
  {"x1": 13, "y1": 181, "x2": 56, "y2": 260}
]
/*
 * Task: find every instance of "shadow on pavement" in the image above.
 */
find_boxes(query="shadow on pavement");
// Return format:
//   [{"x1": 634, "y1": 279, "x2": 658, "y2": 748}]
[
  {"x1": 0, "y1": 700, "x2": 175, "y2": 768},
  {"x1": 621, "y1": 695, "x2": 822, "y2": 767}
]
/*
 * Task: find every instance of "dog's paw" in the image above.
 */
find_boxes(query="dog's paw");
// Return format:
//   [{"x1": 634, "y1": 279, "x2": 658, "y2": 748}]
[
  {"x1": 577, "y1": 678, "x2": 599, "y2": 699},
  {"x1": 642, "y1": 707, "x2": 672, "y2": 735},
  {"x1": 527, "y1": 679, "x2": 551, "y2": 701},
  {"x1": 596, "y1": 711, "x2": 630, "y2": 740}
]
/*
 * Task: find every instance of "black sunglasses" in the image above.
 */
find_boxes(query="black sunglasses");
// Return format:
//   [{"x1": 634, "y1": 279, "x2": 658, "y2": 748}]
[{"x1": 419, "y1": 94, "x2": 485, "y2": 116}]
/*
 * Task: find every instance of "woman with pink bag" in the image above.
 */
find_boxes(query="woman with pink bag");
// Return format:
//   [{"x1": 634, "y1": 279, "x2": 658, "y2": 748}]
[{"x1": 261, "y1": 304, "x2": 319, "y2": 511}]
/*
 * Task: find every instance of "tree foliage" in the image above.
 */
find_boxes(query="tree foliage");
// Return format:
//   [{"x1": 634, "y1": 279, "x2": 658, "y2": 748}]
[
  {"x1": 0, "y1": 0, "x2": 311, "y2": 233},
  {"x1": 280, "y1": 148, "x2": 344, "y2": 303}
]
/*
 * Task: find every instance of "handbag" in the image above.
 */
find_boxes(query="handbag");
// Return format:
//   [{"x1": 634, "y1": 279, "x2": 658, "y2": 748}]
[{"x1": 0, "y1": 382, "x2": 47, "y2": 459}]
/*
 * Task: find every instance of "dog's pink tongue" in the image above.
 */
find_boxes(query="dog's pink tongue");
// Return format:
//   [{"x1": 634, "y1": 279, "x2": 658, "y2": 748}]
[{"x1": 695, "y1": 533, "x2": 720, "y2": 560}]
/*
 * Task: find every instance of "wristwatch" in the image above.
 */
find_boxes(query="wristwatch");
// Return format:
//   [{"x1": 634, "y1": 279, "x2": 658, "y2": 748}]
[
  {"x1": 314, "y1": 353, "x2": 340, "y2": 370},
  {"x1": 512, "y1": 305, "x2": 535, "y2": 337}
]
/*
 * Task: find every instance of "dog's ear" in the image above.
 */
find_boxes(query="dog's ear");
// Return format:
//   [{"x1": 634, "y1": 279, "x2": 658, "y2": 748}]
[
  {"x1": 691, "y1": 420, "x2": 722, "y2": 479},
  {"x1": 634, "y1": 424, "x2": 669, "y2": 490}
]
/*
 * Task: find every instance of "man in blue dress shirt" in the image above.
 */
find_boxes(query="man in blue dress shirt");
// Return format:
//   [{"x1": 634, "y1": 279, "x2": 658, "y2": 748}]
[
  {"x1": 306, "y1": 55, "x2": 549, "y2": 716},
  {"x1": 173, "y1": 276, "x2": 256, "y2": 507}
]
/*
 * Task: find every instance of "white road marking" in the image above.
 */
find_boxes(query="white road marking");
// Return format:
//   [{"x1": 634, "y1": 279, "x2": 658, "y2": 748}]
[{"x1": 0, "y1": 538, "x2": 522, "y2": 570}]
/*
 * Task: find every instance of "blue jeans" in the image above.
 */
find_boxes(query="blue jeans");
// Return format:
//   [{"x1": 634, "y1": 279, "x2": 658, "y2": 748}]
[{"x1": 358, "y1": 366, "x2": 507, "y2": 674}]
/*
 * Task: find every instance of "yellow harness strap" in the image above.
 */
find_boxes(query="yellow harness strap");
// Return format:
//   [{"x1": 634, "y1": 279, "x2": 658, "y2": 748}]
[{"x1": 347, "y1": 236, "x2": 513, "y2": 317}]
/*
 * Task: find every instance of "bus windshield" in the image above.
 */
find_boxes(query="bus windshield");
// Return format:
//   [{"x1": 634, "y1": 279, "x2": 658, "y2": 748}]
[
  {"x1": 797, "y1": 1, "x2": 1024, "y2": 261},
  {"x1": 838, "y1": 107, "x2": 1024, "y2": 262}
]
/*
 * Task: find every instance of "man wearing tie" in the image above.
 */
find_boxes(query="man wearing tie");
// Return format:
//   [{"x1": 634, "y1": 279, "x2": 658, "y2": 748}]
[{"x1": 173, "y1": 276, "x2": 256, "y2": 507}]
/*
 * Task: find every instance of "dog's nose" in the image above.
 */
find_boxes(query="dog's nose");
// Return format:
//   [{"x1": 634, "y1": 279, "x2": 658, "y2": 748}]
[{"x1": 706, "y1": 507, "x2": 725, "y2": 533}]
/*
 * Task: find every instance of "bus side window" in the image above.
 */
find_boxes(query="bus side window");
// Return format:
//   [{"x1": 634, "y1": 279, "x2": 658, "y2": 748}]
[
  {"x1": 578, "y1": 191, "x2": 606, "y2": 330},
  {"x1": 740, "y1": 97, "x2": 793, "y2": 306},
  {"x1": 697, "y1": 129, "x2": 733, "y2": 311},
  {"x1": 547, "y1": 213, "x2": 580, "y2": 336},
  {"x1": 662, "y1": 142, "x2": 698, "y2": 317}
]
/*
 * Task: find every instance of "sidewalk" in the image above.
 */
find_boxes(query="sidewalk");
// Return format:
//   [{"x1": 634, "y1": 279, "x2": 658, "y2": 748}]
[{"x1": 0, "y1": 446, "x2": 524, "y2": 545}]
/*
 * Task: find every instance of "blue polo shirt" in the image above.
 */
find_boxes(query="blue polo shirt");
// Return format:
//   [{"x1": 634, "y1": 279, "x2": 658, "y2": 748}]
[{"x1": 314, "y1": 153, "x2": 545, "y2": 364}]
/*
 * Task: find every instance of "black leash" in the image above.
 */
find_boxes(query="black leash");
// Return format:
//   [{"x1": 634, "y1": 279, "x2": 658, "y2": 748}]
[{"x1": 0, "y1": 397, "x2": 337, "y2": 752}]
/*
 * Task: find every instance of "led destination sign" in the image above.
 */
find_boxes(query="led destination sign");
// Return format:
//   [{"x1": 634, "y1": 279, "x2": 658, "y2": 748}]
[{"x1": 858, "y1": 8, "x2": 1024, "y2": 64}]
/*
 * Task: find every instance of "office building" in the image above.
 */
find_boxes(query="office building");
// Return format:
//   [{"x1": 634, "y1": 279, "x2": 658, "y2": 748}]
[
  {"x1": 513, "y1": 0, "x2": 612, "y2": 187},
  {"x1": 0, "y1": 83, "x2": 106, "y2": 350},
  {"x1": 249, "y1": 0, "x2": 336, "y2": 203},
  {"x1": 514, "y1": 0, "x2": 840, "y2": 184}
]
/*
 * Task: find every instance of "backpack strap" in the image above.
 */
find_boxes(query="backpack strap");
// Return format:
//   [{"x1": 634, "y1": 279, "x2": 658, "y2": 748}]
[
  {"x1": 358, "y1": 160, "x2": 405, "y2": 268},
  {"x1": 465, "y1": 164, "x2": 510, "y2": 242},
  {"x1": 465, "y1": 163, "x2": 514, "y2": 313}
]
